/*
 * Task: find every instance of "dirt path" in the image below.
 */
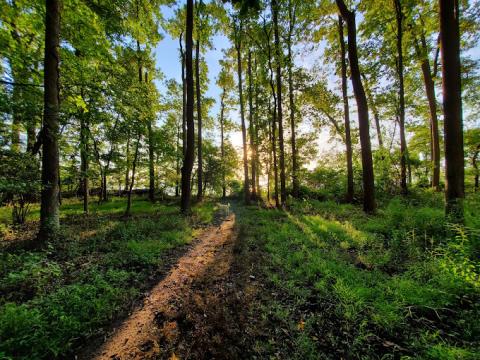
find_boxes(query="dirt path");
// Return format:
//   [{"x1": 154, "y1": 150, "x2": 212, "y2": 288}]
[{"x1": 92, "y1": 213, "x2": 243, "y2": 360}]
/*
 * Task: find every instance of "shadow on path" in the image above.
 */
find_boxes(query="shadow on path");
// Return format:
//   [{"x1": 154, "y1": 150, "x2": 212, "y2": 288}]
[{"x1": 91, "y1": 211, "x2": 254, "y2": 359}]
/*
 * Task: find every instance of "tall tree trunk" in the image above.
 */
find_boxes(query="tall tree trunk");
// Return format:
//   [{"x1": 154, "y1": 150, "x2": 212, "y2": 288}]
[
  {"x1": 125, "y1": 135, "x2": 141, "y2": 216},
  {"x1": 336, "y1": 0, "x2": 376, "y2": 213},
  {"x1": 254, "y1": 61, "x2": 261, "y2": 197},
  {"x1": 195, "y1": 38, "x2": 203, "y2": 201},
  {"x1": 80, "y1": 112, "x2": 89, "y2": 214},
  {"x1": 124, "y1": 135, "x2": 130, "y2": 192},
  {"x1": 440, "y1": 0, "x2": 464, "y2": 220},
  {"x1": 220, "y1": 91, "x2": 226, "y2": 199},
  {"x1": 338, "y1": 16, "x2": 354, "y2": 203},
  {"x1": 234, "y1": 19, "x2": 250, "y2": 205},
  {"x1": 361, "y1": 74, "x2": 383, "y2": 149},
  {"x1": 11, "y1": 71, "x2": 22, "y2": 152},
  {"x1": 181, "y1": 0, "x2": 195, "y2": 213},
  {"x1": 39, "y1": 0, "x2": 60, "y2": 240},
  {"x1": 270, "y1": 96, "x2": 280, "y2": 208},
  {"x1": 26, "y1": 120, "x2": 36, "y2": 152},
  {"x1": 263, "y1": 19, "x2": 280, "y2": 207},
  {"x1": 265, "y1": 28, "x2": 280, "y2": 208},
  {"x1": 287, "y1": 0, "x2": 299, "y2": 198},
  {"x1": 180, "y1": 33, "x2": 187, "y2": 160},
  {"x1": 415, "y1": 34, "x2": 441, "y2": 191},
  {"x1": 147, "y1": 120, "x2": 155, "y2": 201},
  {"x1": 247, "y1": 49, "x2": 257, "y2": 199},
  {"x1": 176, "y1": 124, "x2": 180, "y2": 197},
  {"x1": 395, "y1": 0, "x2": 408, "y2": 195},
  {"x1": 272, "y1": 0, "x2": 286, "y2": 207}
]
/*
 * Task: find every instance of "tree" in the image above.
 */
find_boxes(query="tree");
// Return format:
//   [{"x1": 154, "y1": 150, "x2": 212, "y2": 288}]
[
  {"x1": 38, "y1": 0, "x2": 61, "y2": 240},
  {"x1": 195, "y1": 0, "x2": 204, "y2": 201},
  {"x1": 336, "y1": 0, "x2": 376, "y2": 213},
  {"x1": 394, "y1": 0, "x2": 408, "y2": 194},
  {"x1": 287, "y1": 0, "x2": 299, "y2": 198},
  {"x1": 338, "y1": 16, "x2": 354, "y2": 203},
  {"x1": 217, "y1": 59, "x2": 236, "y2": 198},
  {"x1": 181, "y1": 0, "x2": 195, "y2": 213},
  {"x1": 233, "y1": 16, "x2": 250, "y2": 205},
  {"x1": 440, "y1": 0, "x2": 464, "y2": 220},
  {"x1": 272, "y1": 0, "x2": 287, "y2": 208}
]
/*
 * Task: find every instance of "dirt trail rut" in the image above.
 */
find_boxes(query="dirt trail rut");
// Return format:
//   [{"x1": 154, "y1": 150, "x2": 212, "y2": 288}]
[{"x1": 93, "y1": 214, "x2": 238, "y2": 360}]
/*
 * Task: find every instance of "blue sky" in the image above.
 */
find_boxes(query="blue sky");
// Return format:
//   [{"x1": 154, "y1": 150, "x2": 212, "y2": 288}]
[
  {"x1": 155, "y1": 5, "x2": 230, "y2": 123},
  {"x1": 153, "y1": 3, "x2": 480, "y2": 158}
]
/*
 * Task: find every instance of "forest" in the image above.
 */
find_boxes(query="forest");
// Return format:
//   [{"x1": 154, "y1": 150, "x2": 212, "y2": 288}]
[{"x1": 0, "y1": 0, "x2": 479, "y2": 359}]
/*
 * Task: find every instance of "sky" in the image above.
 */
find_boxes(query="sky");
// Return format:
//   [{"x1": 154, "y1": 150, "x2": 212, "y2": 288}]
[
  {"x1": 153, "y1": 4, "x2": 331, "y2": 159},
  {"x1": 154, "y1": 3, "x2": 480, "y2": 167}
]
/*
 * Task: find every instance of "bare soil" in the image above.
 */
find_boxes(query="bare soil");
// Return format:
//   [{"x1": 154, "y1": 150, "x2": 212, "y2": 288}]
[{"x1": 90, "y1": 212, "x2": 257, "y2": 360}]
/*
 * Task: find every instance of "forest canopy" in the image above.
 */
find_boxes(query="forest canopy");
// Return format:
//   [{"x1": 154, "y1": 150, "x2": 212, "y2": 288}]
[{"x1": 1, "y1": 0, "x2": 480, "y2": 359}]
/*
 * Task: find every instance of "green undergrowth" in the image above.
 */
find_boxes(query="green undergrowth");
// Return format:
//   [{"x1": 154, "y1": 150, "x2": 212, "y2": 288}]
[
  {"x1": 237, "y1": 195, "x2": 480, "y2": 359},
  {"x1": 0, "y1": 197, "x2": 217, "y2": 360}
]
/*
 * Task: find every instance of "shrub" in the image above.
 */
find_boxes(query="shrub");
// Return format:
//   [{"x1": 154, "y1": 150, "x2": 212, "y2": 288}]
[{"x1": 0, "y1": 150, "x2": 40, "y2": 224}]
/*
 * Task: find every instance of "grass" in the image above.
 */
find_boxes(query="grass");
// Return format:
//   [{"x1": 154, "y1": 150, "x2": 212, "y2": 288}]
[
  {"x1": 236, "y1": 193, "x2": 480, "y2": 359},
  {"x1": 0, "y1": 196, "x2": 217, "y2": 360}
]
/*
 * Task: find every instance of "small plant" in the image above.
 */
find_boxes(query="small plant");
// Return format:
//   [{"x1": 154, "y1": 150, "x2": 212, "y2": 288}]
[{"x1": 0, "y1": 150, "x2": 40, "y2": 225}]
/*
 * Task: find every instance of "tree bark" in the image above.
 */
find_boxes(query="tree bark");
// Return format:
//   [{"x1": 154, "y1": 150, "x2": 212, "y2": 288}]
[
  {"x1": 176, "y1": 123, "x2": 180, "y2": 197},
  {"x1": 336, "y1": 0, "x2": 376, "y2": 213},
  {"x1": 125, "y1": 135, "x2": 141, "y2": 216},
  {"x1": 395, "y1": 0, "x2": 408, "y2": 195},
  {"x1": 247, "y1": 49, "x2": 257, "y2": 199},
  {"x1": 362, "y1": 74, "x2": 383, "y2": 149},
  {"x1": 287, "y1": 0, "x2": 299, "y2": 198},
  {"x1": 264, "y1": 20, "x2": 279, "y2": 207},
  {"x1": 11, "y1": 70, "x2": 22, "y2": 152},
  {"x1": 125, "y1": 135, "x2": 130, "y2": 192},
  {"x1": 180, "y1": 33, "x2": 187, "y2": 160},
  {"x1": 195, "y1": 37, "x2": 203, "y2": 201},
  {"x1": 80, "y1": 110, "x2": 89, "y2": 214},
  {"x1": 415, "y1": 34, "x2": 441, "y2": 191},
  {"x1": 440, "y1": 0, "x2": 464, "y2": 220},
  {"x1": 272, "y1": 0, "x2": 287, "y2": 207},
  {"x1": 26, "y1": 121, "x2": 36, "y2": 152},
  {"x1": 338, "y1": 16, "x2": 354, "y2": 203},
  {"x1": 147, "y1": 120, "x2": 155, "y2": 201},
  {"x1": 39, "y1": 0, "x2": 60, "y2": 240},
  {"x1": 181, "y1": 0, "x2": 195, "y2": 213},
  {"x1": 220, "y1": 90, "x2": 226, "y2": 199},
  {"x1": 234, "y1": 19, "x2": 250, "y2": 205}
]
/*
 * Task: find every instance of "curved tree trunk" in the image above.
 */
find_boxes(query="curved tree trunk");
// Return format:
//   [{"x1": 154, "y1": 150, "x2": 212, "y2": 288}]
[
  {"x1": 336, "y1": 0, "x2": 376, "y2": 213},
  {"x1": 416, "y1": 34, "x2": 441, "y2": 191},
  {"x1": 39, "y1": 0, "x2": 61, "y2": 240}
]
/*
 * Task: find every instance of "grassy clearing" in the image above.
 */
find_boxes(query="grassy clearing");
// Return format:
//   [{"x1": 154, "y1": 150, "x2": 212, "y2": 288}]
[
  {"x1": 237, "y1": 193, "x2": 480, "y2": 359},
  {"x1": 0, "y1": 197, "x2": 216, "y2": 360}
]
